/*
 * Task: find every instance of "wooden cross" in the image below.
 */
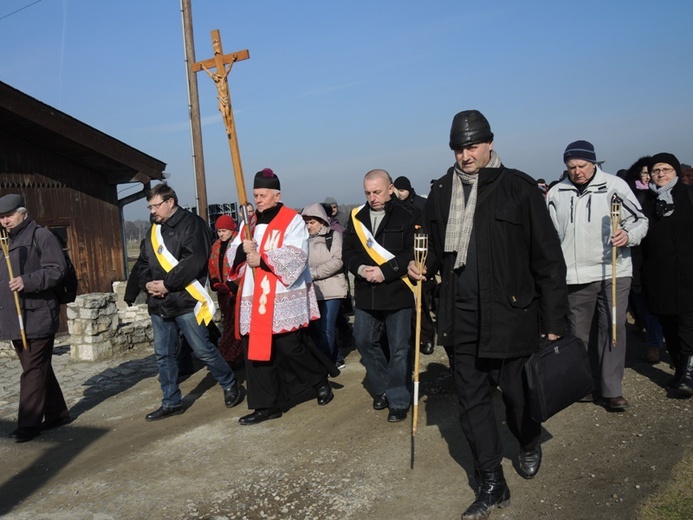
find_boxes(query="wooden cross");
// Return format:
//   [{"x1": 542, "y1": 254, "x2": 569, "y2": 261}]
[{"x1": 191, "y1": 29, "x2": 252, "y2": 237}]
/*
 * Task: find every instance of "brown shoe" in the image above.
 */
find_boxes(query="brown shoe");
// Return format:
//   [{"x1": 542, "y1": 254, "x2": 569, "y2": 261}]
[
  {"x1": 604, "y1": 396, "x2": 629, "y2": 411},
  {"x1": 645, "y1": 346, "x2": 660, "y2": 364}
]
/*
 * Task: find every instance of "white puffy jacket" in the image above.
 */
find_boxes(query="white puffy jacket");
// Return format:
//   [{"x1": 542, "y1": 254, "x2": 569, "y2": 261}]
[{"x1": 546, "y1": 167, "x2": 648, "y2": 285}]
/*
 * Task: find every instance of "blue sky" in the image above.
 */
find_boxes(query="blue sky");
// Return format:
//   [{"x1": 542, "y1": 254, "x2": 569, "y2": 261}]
[{"x1": 2, "y1": 0, "x2": 692, "y2": 220}]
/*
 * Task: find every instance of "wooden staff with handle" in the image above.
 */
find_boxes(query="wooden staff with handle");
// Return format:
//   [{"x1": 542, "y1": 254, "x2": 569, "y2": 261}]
[
  {"x1": 411, "y1": 230, "x2": 428, "y2": 468},
  {"x1": 192, "y1": 29, "x2": 253, "y2": 240},
  {"x1": 610, "y1": 194, "x2": 622, "y2": 347},
  {"x1": 0, "y1": 228, "x2": 27, "y2": 350}
]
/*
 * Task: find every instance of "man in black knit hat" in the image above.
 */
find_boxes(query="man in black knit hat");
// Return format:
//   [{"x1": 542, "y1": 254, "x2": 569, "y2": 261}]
[{"x1": 409, "y1": 110, "x2": 569, "y2": 519}]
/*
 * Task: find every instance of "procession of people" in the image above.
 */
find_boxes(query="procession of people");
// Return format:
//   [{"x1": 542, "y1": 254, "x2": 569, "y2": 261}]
[{"x1": 2, "y1": 108, "x2": 691, "y2": 519}]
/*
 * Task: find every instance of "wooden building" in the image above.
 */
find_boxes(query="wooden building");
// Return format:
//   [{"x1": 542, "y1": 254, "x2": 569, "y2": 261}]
[{"x1": 0, "y1": 81, "x2": 166, "y2": 328}]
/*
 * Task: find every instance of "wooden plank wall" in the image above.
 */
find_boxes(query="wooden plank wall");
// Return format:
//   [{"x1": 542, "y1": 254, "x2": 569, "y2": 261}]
[{"x1": 1, "y1": 132, "x2": 127, "y2": 329}]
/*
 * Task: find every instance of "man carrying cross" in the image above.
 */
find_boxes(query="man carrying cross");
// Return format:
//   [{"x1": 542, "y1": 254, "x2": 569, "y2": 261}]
[
  {"x1": 139, "y1": 183, "x2": 241, "y2": 421},
  {"x1": 227, "y1": 169, "x2": 336, "y2": 425}
]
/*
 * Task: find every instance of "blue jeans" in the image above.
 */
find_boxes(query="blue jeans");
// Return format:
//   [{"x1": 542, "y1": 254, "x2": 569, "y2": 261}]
[
  {"x1": 633, "y1": 291, "x2": 664, "y2": 348},
  {"x1": 353, "y1": 307, "x2": 412, "y2": 410},
  {"x1": 316, "y1": 299, "x2": 343, "y2": 363},
  {"x1": 151, "y1": 312, "x2": 236, "y2": 407}
]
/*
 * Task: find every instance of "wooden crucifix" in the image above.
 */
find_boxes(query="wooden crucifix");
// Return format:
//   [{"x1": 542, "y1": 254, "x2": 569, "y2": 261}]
[{"x1": 191, "y1": 29, "x2": 252, "y2": 238}]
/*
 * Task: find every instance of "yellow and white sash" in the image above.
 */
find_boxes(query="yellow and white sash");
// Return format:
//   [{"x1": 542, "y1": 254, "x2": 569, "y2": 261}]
[
  {"x1": 150, "y1": 224, "x2": 216, "y2": 325},
  {"x1": 350, "y1": 206, "x2": 415, "y2": 293}
]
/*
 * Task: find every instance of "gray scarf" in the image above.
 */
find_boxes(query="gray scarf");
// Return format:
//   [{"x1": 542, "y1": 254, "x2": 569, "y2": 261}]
[
  {"x1": 445, "y1": 150, "x2": 502, "y2": 269},
  {"x1": 649, "y1": 176, "x2": 678, "y2": 217}
]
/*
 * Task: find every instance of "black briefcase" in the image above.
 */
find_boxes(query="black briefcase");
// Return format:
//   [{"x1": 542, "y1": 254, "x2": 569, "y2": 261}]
[{"x1": 525, "y1": 335, "x2": 593, "y2": 423}]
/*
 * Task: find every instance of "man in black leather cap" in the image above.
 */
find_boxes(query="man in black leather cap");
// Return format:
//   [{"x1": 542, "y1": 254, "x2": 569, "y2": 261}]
[{"x1": 408, "y1": 110, "x2": 569, "y2": 519}]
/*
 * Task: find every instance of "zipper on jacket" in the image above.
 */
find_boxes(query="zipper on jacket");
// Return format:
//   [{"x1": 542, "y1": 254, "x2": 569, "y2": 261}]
[
  {"x1": 570, "y1": 197, "x2": 574, "y2": 223},
  {"x1": 587, "y1": 194, "x2": 592, "y2": 222}
]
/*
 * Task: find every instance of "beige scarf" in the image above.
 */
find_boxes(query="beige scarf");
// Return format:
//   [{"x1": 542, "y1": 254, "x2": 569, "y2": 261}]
[{"x1": 444, "y1": 150, "x2": 502, "y2": 269}]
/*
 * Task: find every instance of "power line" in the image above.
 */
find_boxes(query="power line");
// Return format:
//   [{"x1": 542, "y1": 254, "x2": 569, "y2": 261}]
[{"x1": 0, "y1": 0, "x2": 42, "y2": 22}]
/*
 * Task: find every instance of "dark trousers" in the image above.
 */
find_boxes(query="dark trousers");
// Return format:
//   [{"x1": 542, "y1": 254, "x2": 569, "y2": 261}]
[
  {"x1": 658, "y1": 312, "x2": 693, "y2": 366},
  {"x1": 453, "y1": 309, "x2": 539, "y2": 471},
  {"x1": 244, "y1": 330, "x2": 327, "y2": 410},
  {"x1": 13, "y1": 337, "x2": 68, "y2": 431}
]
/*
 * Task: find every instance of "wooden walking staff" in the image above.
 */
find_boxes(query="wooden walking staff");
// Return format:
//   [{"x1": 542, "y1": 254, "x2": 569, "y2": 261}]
[
  {"x1": 610, "y1": 194, "x2": 622, "y2": 347},
  {"x1": 191, "y1": 30, "x2": 253, "y2": 239},
  {"x1": 411, "y1": 230, "x2": 428, "y2": 468},
  {"x1": 0, "y1": 228, "x2": 27, "y2": 350}
]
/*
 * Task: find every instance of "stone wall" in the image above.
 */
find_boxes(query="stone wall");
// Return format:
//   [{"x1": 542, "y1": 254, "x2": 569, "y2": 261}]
[
  {"x1": 1, "y1": 281, "x2": 220, "y2": 361},
  {"x1": 67, "y1": 282, "x2": 154, "y2": 361}
]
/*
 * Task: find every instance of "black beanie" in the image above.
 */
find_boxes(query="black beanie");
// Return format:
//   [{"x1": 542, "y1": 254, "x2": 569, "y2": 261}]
[
  {"x1": 253, "y1": 168, "x2": 281, "y2": 190},
  {"x1": 393, "y1": 176, "x2": 412, "y2": 191},
  {"x1": 648, "y1": 153, "x2": 681, "y2": 176},
  {"x1": 449, "y1": 110, "x2": 494, "y2": 150}
]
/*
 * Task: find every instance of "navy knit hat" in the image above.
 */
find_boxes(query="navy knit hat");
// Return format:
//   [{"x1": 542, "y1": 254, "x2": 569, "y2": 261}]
[
  {"x1": 253, "y1": 168, "x2": 280, "y2": 190},
  {"x1": 648, "y1": 153, "x2": 681, "y2": 176},
  {"x1": 449, "y1": 110, "x2": 494, "y2": 150},
  {"x1": 563, "y1": 140, "x2": 597, "y2": 164}
]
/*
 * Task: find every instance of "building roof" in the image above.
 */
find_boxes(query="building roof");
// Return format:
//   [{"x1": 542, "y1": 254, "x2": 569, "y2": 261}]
[{"x1": 0, "y1": 81, "x2": 166, "y2": 185}]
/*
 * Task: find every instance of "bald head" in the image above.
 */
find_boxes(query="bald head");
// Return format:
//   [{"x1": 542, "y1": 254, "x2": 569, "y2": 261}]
[
  {"x1": 364, "y1": 169, "x2": 392, "y2": 184},
  {"x1": 363, "y1": 169, "x2": 394, "y2": 211}
]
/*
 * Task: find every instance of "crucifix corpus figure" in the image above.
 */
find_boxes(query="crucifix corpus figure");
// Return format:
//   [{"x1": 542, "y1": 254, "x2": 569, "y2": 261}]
[{"x1": 192, "y1": 29, "x2": 252, "y2": 236}]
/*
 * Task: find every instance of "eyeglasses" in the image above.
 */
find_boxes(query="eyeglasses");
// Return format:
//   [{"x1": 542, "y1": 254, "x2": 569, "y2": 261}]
[
  {"x1": 651, "y1": 167, "x2": 675, "y2": 176},
  {"x1": 147, "y1": 199, "x2": 170, "y2": 210}
]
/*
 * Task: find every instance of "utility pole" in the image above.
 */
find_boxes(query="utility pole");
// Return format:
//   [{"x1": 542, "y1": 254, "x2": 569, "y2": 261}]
[{"x1": 180, "y1": 0, "x2": 209, "y2": 222}]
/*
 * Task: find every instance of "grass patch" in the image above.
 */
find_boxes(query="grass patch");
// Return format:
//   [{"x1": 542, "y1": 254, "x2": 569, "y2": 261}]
[{"x1": 638, "y1": 449, "x2": 693, "y2": 520}]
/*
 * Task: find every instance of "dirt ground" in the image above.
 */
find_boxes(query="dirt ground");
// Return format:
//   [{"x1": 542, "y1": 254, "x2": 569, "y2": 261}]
[{"x1": 1, "y1": 324, "x2": 692, "y2": 520}]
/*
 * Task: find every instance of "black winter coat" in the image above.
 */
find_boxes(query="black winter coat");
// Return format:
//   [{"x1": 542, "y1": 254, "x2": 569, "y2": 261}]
[
  {"x1": 640, "y1": 181, "x2": 693, "y2": 314},
  {"x1": 424, "y1": 165, "x2": 569, "y2": 357},
  {"x1": 342, "y1": 198, "x2": 418, "y2": 310},
  {"x1": 0, "y1": 218, "x2": 66, "y2": 340},
  {"x1": 139, "y1": 207, "x2": 213, "y2": 318}
]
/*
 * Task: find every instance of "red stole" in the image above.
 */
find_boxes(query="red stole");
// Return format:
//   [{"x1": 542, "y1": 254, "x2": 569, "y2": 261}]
[{"x1": 245, "y1": 205, "x2": 297, "y2": 361}]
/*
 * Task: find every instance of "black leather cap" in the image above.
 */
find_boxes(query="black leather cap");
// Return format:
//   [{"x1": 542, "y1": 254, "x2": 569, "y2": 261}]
[{"x1": 449, "y1": 110, "x2": 494, "y2": 150}]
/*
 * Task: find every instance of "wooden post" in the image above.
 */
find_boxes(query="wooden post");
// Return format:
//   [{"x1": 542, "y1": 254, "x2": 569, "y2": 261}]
[
  {"x1": 180, "y1": 0, "x2": 209, "y2": 222},
  {"x1": 191, "y1": 30, "x2": 251, "y2": 237}
]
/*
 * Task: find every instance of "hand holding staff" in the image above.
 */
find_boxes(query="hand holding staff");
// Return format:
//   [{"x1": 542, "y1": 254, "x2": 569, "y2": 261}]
[
  {"x1": 412, "y1": 231, "x2": 429, "y2": 441},
  {"x1": 610, "y1": 194, "x2": 622, "y2": 347},
  {"x1": 0, "y1": 228, "x2": 27, "y2": 350}
]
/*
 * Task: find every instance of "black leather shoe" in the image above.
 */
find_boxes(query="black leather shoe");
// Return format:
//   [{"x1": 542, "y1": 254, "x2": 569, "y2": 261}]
[
  {"x1": 238, "y1": 408, "x2": 282, "y2": 425},
  {"x1": 316, "y1": 382, "x2": 334, "y2": 406},
  {"x1": 372, "y1": 393, "x2": 388, "y2": 410},
  {"x1": 604, "y1": 396, "x2": 629, "y2": 411},
  {"x1": 145, "y1": 405, "x2": 183, "y2": 422},
  {"x1": 40, "y1": 414, "x2": 72, "y2": 431},
  {"x1": 224, "y1": 382, "x2": 242, "y2": 408},
  {"x1": 462, "y1": 466, "x2": 511, "y2": 519},
  {"x1": 676, "y1": 356, "x2": 693, "y2": 397},
  {"x1": 420, "y1": 341, "x2": 435, "y2": 355},
  {"x1": 387, "y1": 408, "x2": 408, "y2": 422},
  {"x1": 9, "y1": 428, "x2": 39, "y2": 443},
  {"x1": 518, "y1": 444, "x2": 542, "y2": 479}
]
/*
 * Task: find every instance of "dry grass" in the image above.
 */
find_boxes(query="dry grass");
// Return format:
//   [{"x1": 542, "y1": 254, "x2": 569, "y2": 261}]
[{"x1": 638, "y1": 450, "x2": 693, "y2": 520}]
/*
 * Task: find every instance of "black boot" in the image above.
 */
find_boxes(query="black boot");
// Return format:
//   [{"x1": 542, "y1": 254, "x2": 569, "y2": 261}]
[
  {"x1": 676, "y1": 356, "x2": 693, "y2": 398},
  {"x1": 667, "y1": 345, "x2": 682, "y2": 387},
  {"x1": 461, "y1": 466, "x2": 511, "y2": 520}
]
